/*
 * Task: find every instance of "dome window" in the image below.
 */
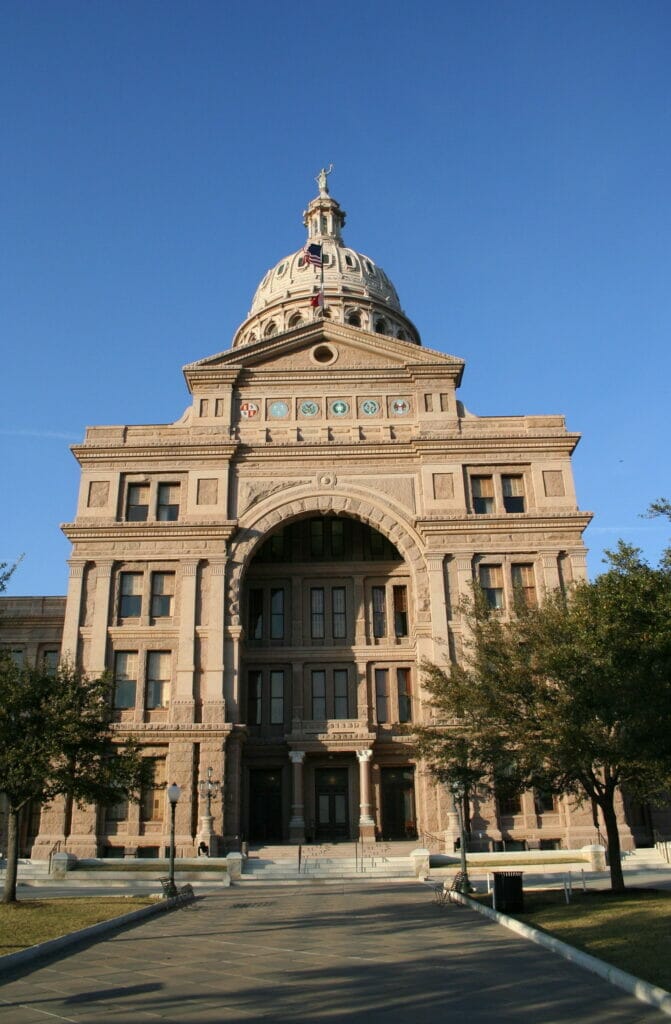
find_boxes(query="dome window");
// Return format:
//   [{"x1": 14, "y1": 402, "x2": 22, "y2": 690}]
[
  {"x1": 346, "y1": 311, "x2": 361, "y2": 328},
  {"x1": 365, "y1": 260, "x2": 374, "y2": 274},
  {"x1": 277, "y1": 262, "x2": 287, "y2": 277},
  {"x1": 288, "y1": 313, "x2": 303, "y2": 328},
  {"x1": 322, "y1": 254, "x2": 330, "y2": 266},
  {"x1": 298, "y1": 255, "x2": 305, "y2": 267},
  {"x1": 311, "y1": 343, "x2": 337, "y2": 365},
  {"x1": 397, "y1": 329, "x2": 407, "y2": 341},
  {"x1": 345, "y1": 255, "x2": 354, "y2": 268},
  {"x1": 374, "y1": 318, "x2": 387, "y2": 335},
  {"x1": 264, "y1": 321, "x2": 278, "y2": 338}
]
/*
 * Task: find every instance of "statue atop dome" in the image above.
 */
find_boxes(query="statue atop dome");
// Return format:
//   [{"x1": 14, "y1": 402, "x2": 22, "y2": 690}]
[{"x1": 316, "y1": 163, "x2": 333, "y2": 196}]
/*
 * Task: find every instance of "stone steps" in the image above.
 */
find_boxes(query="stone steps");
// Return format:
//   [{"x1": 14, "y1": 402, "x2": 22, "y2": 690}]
[{"x1": 241, "y1": 856, "x2": 415, "y2": 882}]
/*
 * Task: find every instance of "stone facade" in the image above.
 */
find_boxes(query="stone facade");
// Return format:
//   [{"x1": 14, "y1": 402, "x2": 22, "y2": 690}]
[{"x1": 2, "y1": 177, "x2": 665, "y2": 858}]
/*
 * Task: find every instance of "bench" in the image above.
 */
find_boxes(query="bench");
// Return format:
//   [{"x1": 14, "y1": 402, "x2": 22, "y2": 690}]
[
  {"x1": 159, "y1": 877, "x2": 196, "y2": 907},
  {"x1": 432, "y1": 872, "x2": 466, "y2": 905}
]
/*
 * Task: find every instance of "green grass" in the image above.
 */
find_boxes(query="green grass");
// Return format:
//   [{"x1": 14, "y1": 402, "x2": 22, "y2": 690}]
[
  {"x1": 0, "y1": 897, "x2": 156, "y2": 956},
  {"x1": 486, "y1": 888, "x2": 671, "y2": 992}
]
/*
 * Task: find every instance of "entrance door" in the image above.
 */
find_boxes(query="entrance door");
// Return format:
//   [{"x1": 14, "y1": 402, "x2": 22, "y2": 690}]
[
  {"x1": 315, "y1": 768, "x2": 349, "y2": 841},
  {"x1": 381, "y1": 767, "x2": 417, "y2": 840},
  {"x1": 249, "y1": 769, "x2": 283, "y2": 842}
]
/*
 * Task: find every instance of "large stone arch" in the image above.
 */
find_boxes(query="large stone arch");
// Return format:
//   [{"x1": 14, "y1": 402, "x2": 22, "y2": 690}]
[{"x1": 226, "y1": 487, "x2": 431, "y2": 629}]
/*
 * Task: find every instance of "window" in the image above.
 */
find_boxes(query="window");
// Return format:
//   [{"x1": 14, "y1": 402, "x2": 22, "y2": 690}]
[
  {"x1": 497, "y1": 791, "x2": 522, "y2": 816},
  {"x1": 393, "y1": 585, "x2": 408, "y2": 637},
  {"x1": 330, "y1": 519, "x2": 345, "y2": 557},
  {"x1": 511, "y1": 563, "x2": 537, "y2": 607},
  {"x1": 42, "y1": 650, "x2": 59, "y2": 675},
  {"x1": 270, "y1": 670, "x2": 284, "y2": 724},
  {"x1": 471, "y1": 476, "x2": 494, "y2": 514},
  {"x1": 479, "y1": 565, "x2": 504, "y2": 610},
  {"x1": 151, "y1": 572, "x2": 174, "y2": 618},
  {"x1": 346, "y1": 311, "x2": 361, "y2": 327},
  {"x1": 113, "y1": 651, "x2": 137, "y2": 709},
  {"x1": 119, "y1": 572, "x2": 142, "y2": 617},
  {"x1": 105, "y1": 798, "x2": 128, "y2": 824},
  {"x1": 9, "y1": 648, "x2": 24, "y2": 667},
  {"x1": 248, "y1": 670, "x2": 262, "y2": 725},
  {"x1": 372, "y1": 586, "x2": 386, "y2": 638},
  {"x1": 311, "y1": 670, "x2": 326, "y2": 719},
  {"x1": 157, "y1": 483, "x2": 180, "y2": 521},
  {"x1": 127, "y1": 483, "x2": 149, "y2": 521},
  {"x1": 375, "y1": 669, "x2": 389, "y2": 723},
  {"x1": 534, "y1": 788, "x2": 556, "y2": 814},
  {"x1": 311, "y1": 588, "x2": 325, "y2": 639},
  {"x1": 397, "y1": 668, "x2": 412, "y2": 723},
  {"x1": 146, "y1": 651, "x2": 171, "y2": 708},
  {"x1": 502, "y1": 475, "x2": 525, "y2": 513},
  {"x1": 249, "y1": 588, "x2": 263, "y2": 640},
  {"x1": 141, "y1": 758, "x2": 166, "y2": 822},
  {"x1": 270, "y1": 588, "x2": 284, "y2": 640},
  {"x1": 310, "y1": 519, "x2": 324, "y2": 557},
  {"x1": 334, "y1": 669, "x2": 349, "y2": 719},
  {"x1": 332, "y1": 587, "x2": 346, "y2": 639}
]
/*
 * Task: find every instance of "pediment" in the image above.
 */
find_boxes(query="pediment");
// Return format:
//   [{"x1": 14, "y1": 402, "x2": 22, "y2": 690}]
[{"x1": 184, "y1": 321, "x2": 464, "y2": 388}]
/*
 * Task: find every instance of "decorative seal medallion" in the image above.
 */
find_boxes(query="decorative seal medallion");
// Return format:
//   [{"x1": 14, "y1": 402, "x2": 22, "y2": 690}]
[
  {"x1": 300, "y1": 400, "x2": 320, "y2": 417},
  {"x1": 240, "y1": 401, "x2": 259, "y2": 419},
  {"x1": 332, "y1": 400, "x2": 349, "y2": 416},
  {"x1": 391, "y1": 399, "x2": 410, "y2": 416},
  {"x1": 269, "y1": 400, "x2": 289, "y2": 419},
  {"x1": 361, "y1": 399, "x2": 380, "y2": 416}
]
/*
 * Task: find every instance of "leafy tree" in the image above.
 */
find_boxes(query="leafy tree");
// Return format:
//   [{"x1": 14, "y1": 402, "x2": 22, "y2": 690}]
[
  {"x1": 413, "y1": 546, "x2": 671, "y2": 892},
  {"x1": 0, "y1": 658, "x2": 149, "y2": 903}
]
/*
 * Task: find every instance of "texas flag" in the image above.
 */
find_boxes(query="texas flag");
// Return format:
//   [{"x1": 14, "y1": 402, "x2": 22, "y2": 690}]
[{"x1": 310, "y1": 290, "x2": 324, "y2": 308}]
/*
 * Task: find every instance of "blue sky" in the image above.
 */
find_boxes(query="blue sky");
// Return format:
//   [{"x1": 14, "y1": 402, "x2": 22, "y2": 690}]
[{"x1": 2, "y1": 0, "x2": 670, "y2": 595}]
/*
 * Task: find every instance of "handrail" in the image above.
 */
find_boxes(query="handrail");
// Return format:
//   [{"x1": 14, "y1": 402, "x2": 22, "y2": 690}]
[{"x1": 48, "y1": 840, "x2": 62, "y2": 873}]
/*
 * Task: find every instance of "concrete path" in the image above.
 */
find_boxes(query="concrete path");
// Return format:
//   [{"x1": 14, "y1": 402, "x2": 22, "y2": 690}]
[{"x1": 0, "y1": 882, "x2": 665, "y2": 1022}]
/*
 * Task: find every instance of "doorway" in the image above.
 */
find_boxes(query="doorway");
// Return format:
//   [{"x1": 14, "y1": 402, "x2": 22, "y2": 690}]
[
  {"x1": 248, "y1": 769, "x2": 283, "y2": 842},
  {"x1": 380, "y1": 767, "x2": 417, "y2": 840},
  {"x1": 314, "y1": 768, "x2": 349, "y2": 841}
]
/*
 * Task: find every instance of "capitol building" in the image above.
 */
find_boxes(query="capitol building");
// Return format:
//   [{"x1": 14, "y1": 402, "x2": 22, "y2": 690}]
[{"x1": 1, "y1": 172, "x2": 649, "y2": 858}]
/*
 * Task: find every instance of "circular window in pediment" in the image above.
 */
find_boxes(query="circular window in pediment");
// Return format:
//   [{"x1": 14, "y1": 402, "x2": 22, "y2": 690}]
[{"x1": 311, "y1": 343, "x2": 338, "y2": 365}]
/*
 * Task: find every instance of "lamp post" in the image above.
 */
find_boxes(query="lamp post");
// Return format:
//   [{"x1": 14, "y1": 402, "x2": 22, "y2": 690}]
[
  {"x1": 197, "y1": 766, "x2": 220, "y2": 855},
  {"x1": 167, "y1": 781, "x2": 181, "y2": 897},
  {"x1": 451, "y1": 780, "x2": 470, "y2": 894}
]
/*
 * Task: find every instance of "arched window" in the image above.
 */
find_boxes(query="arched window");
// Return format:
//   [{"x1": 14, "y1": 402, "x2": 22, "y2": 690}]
[
  {"x1": 374, "y1": 318, "x2": 387, "y2": 335},
  {"x1": 288, "y1": 313, "x2": 303, "y2": 329},
  {"x1": 346, "y1": 311, "x2": 361, "y2": 328},
  {"x1": 264, "y1": 321, "x2": 277, "y2": 338}
]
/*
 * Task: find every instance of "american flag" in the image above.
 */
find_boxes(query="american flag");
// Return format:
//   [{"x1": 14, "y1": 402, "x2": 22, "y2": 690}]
[{"x1": 304, "y1": 243, "x2": 323, "y2": 267}]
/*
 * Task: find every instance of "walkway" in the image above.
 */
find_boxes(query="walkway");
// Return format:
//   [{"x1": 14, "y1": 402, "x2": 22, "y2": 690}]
[{"x1": 0, "y1": 882, "x2": 665, "y2": 1022}]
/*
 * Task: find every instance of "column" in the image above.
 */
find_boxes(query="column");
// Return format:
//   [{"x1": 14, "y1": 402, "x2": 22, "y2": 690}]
[
  {"x1": 541, "y1": 553, "x2": 561, "y2": 593},
  {"x1": 357, "y1": 749, "x2": 375, "y2": 840},
  {"x1": 569, "y1": 548, "x2": 588, "y2": 583},
  {"x1": 202, "y1": 558, "x2": 226, "y2": 725},
  {"x1": 425, "y1": 554, "x2": 449, "y2": 662},
  {"x1": 289, "y1": 750, "x2": 306, "y2": 843},
  {"x1": 224, "y1": 625, "x2": 243, "y2": 721},
  {"x1": 89, "y1": 559, "x2": 114, "y2": 676},
  {"x1": 174, "y1": 558, "x2": 199, "y2": 724},
  {"x1": 61, "y1": 560, "x2": 86, "y2": 662}
]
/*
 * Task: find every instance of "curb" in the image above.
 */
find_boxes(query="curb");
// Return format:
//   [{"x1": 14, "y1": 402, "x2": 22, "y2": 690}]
[
  {"x1": 0, "y1": 897, "x2": 181, "y2": 978},
  {"x1": 448, "y1": 890, "x2": 671, "y2": 1017}
]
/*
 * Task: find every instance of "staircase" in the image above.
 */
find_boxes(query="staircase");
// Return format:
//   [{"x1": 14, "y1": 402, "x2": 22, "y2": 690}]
[{"x1": 240, "y1": 842, "x2": 419, "y2": 883}]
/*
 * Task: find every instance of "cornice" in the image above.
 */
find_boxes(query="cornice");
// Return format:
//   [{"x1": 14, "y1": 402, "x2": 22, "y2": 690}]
[
  {"x1": 416, "y1": 512, "x2": 593, "y2": 534},
  {"x1": 71, "y1": 442, "x2": 238, "y2": 464},
  {"x1": 61, "y1": 522, "x2": 237, "y2": 543}
]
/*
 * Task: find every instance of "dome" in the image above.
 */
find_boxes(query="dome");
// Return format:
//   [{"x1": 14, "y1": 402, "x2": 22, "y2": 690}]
[{"x1": 232, "y1": 171, "x2": 421, "y2": 347}]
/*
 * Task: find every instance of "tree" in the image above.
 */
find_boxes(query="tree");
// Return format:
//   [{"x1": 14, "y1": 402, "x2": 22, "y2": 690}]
[
  {"x1": 0, "y1": 658, "x2": 149, "y2": 903},
  {"x1": 413, "y1": 546, "x2": 671, "y2": 892}
]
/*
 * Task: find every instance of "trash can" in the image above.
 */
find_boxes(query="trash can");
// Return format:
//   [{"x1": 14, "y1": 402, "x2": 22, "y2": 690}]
[{"x1": 492, "y1": 871, "x2": 524, "y2": 913}]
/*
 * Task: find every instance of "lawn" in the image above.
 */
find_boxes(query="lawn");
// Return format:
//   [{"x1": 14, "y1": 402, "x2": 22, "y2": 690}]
[
  {"x1": 495, "y1": 888, "x2": 671, "y2": 992},
  {"x1": 0, "y1": 897, "x2": 156, "y2": 956}
]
